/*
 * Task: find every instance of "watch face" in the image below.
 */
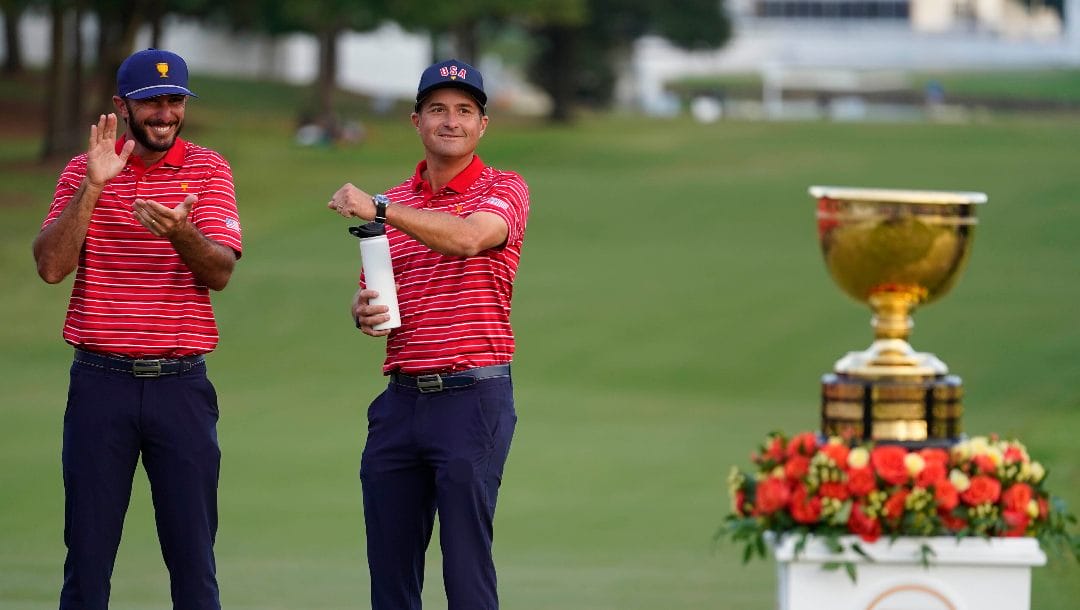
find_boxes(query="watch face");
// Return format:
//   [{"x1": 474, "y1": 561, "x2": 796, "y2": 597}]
[{"x1": 373, "y1": 194, "x2": 390, "y2": 205}]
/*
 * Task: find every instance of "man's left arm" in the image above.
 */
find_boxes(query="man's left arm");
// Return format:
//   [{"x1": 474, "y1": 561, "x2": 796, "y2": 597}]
[{"x1": 134, "y1": 195, "x2": 237, "y2": 290}]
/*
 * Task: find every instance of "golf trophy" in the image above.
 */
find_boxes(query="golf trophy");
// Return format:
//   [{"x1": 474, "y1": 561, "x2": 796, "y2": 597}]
[{"x1": 810, "y1": 186, "x2": 987, "y2": 446}]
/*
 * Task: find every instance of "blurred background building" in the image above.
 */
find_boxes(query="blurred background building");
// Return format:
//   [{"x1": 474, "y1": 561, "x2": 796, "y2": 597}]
[{"x1": 631, "y1": 0, "x2": 1079, "y2": 114}]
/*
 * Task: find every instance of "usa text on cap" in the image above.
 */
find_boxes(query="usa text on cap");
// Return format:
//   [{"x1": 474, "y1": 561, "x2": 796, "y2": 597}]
[{"x1": 415, "y1": 59, "x2": 486, "y2": 110}]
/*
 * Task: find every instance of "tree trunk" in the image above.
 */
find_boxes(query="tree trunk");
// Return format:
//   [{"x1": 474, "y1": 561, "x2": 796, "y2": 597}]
[
  {"x1": 1, "y1": 0, "x2": 26, "y2": 75},
  {"x1": 42, "y1": 1, "x2": 81, "y2": 161},
  {"x1": 148, "y1": 0, "x2": 165, "y2": 48},
  {"x1": 453, "y1": 19, "x2": 478, "y2": 64},
  {"x1": 315, "y1": 25, "x2": 339, "y2": 137},
  {"x1": 93, "y1": 0, "x2": 142, "y2": 107},
  {"x1": 536, "y1": 24, "x2": 577, "y2": 123}
]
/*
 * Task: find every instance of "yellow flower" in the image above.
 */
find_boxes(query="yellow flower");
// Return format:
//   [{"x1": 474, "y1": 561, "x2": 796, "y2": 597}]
[
  {"x1": 1027, "y1": 499, "x2": 1040, "y2": 519},
  {"x1": 904, "y1": 452, "x2": 926, "y2": 477},
  {"x1": 848, "y1": 447, "x2": 869, "y2": 469},
  {"x1": 951, "y1": 439, "x2": 971, "y2": 461},
  {"x1": 950, "y1": 469, "x2": 971, "y2": 492},
  {"x1": 1030, "y1": 461, "x2": 1046, "y2": 483}
]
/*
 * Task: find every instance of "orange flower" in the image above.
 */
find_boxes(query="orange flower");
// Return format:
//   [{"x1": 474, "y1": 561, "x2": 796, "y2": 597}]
[
  {"x1": 960, "y1": 475, "x2": 1002, "y2": 506},
  {"x1": 848, "y1": 502, "x2": 882, "y2": 542},
  {"x1": 919, "y1": 448, "x2": 949, "y2": 467},
  {"x1": 819, "y1": 481, "x2": 849, "y2": 501},
  {"x1": 883, "y1": 489, "x2": 910, "y2": 521},
  {"x1": 754, "y1": 477, "x2": 790, "y2": 515},
  {"x1": 871, "y1": 445, "x2": 909, "y2": 486},
  {"x1": 916, "y1": 459, "x2": 948, "y2": 488},
  {"x1": 974, "y1": 453, "x2": 999, "y2": 475},
  {"x1": 934, "y1": 480, "x2": 959, "y2": 512},
  {"x1": 1001, "y1": 483, "x2": 1033, "y2": 514},
  {"x1": 784, "y1": 455, "x2": 810, "y2": 480},
  {"x1": 790, "y1": 483, "x2": 822, "y2": 524},
  {"x1": 940, "y1": 511, "x2": 967, "y2": 532},
  {"x1": 1003, "y1": 509, "x2": 1030, "y2": 537},
  {"x1": 847, "y1": 466, "x2": 876, "y2": 497},
  {"x1": 787, "y1": 432, "x2": 819, "y2": 458},
  {"x1": 820, "y1": 441, "x2": 850, "y2": 467}
]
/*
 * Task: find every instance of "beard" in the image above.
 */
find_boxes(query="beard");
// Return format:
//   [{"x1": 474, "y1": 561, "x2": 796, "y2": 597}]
[{"x1": 124, "y1": 100, "x2": 184, "y2": 152}]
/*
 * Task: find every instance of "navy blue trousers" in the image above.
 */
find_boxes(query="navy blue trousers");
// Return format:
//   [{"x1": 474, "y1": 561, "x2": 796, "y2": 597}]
[
  {"x1": 59, "y1": 356, "x2": 221, "y2": 610},
  {"x1": 360, "y1": 375, "x2": 517, "y2": 610}
]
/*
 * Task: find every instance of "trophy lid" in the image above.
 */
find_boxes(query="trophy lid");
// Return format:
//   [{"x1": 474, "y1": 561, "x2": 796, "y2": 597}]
[{"x1": 809, "y1": 186, "x2": 987, "y2": 205}]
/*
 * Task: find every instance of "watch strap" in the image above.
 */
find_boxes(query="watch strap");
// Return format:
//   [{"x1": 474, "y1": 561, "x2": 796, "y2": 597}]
[{"x1": 373, "y1": 194, "x2": 389, "y2": 224}]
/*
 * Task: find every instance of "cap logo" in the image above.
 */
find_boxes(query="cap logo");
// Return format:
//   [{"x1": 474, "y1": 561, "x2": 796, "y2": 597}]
[
  {"x1": 439, "y1": 65, "x2": 466, "y2": 81},
  {"x1": 156, "y1": 62, "x2": 169, "y2": 78}
]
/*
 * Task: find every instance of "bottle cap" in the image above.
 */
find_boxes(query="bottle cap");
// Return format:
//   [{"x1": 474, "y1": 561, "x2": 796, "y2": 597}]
[{"x1": 349, "y1": 222, "x2": 386, "y2": 239}]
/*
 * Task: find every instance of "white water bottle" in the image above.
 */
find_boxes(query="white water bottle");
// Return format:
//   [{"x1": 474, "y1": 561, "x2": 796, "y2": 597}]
[{"x1": 349, "y1": 222, "x2": 401, "y2": 330}]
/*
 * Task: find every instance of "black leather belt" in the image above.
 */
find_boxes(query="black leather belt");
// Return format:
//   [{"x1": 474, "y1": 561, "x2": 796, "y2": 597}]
[
  {"x1": 390, "y1": 364, "x2": 511, "y2": 393},
  {"x1": 74, "y1": 349, "x2": 205, "y2": 378}
]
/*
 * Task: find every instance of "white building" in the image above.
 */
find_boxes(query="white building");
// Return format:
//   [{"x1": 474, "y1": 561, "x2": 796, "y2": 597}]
[{"x1": 629, "y1": 0, "x2": 1080, "y2": 113}]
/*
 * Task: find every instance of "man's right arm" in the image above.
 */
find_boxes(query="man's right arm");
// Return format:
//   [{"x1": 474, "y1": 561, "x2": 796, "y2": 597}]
[
  {"x1": 33, "y1": 179, "x2": 104, "y2": 284},
  {"x1": 33, "y1": 113, "x2": 134, "y2": 284}
]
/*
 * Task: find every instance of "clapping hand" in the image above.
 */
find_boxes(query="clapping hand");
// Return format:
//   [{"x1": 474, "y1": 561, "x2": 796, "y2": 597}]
[{"x1": 86, "y1": 113, "x2": 135, "y2": 188}]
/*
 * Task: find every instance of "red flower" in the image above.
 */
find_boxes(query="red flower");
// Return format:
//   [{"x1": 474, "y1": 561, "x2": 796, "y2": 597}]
[
  {"x1": 734, "y1": 490, "x2": 747, "y2": 517},
  {"x1": 763, "y1": 436, "x2": 785, "y2": 463},
  {"x1": 919, "y1": 448, "x2": 949, "y2": 467},
  {"x1": 787, "y1": 432, "x2": 818, "y2": 458},
  {"x1": 1002, "y1": 483, "x2": 1033, "y2": 514},
  {"x1": 819, "y1": 481, "x2": 849, "y2": 501},
  {"x1": 960, "y1": 475, "x2": 1002, "y2": 506},
  {"x1": 847, "y1": 467, "x2": 876, "y2": 497},
  {"x1": 940, "y1": 511, "x2": 967, "y2": 532},
  {"x1": 934, "y1": 480, "x2": 959, "y2": 512},
  {"x1": 871, "y1": 445, "x2": 909, "y2": 486},
  {"x1": 1003, "y1": 445, "x2": 1025, "y2": 464},
  {"x1": 848, "y1": 502, "x2": 881, "y2": 542},
  {"x1": 974, "y1": 454, "x2": 998, "y2": 475},
  {"x1": 789, "y1": 483, "x2": 822, "y2": 524},
  {"x1": 882, "y1": 489, "x2": 909, "y2": 522},
  {"x1": 1003, "y1": 510, "x2": 1030, "y2": 537},
  {"x1": 820, "y1": 442, "x2": 850, "y2": 467},
  {"x1": 784, "y1": 455, "x2": 810, "y2": 480},
  {"x1": 1038, "y1": 497, "x2": 1049, "y2": 520},
  {"x1": 916, "y1": 459, "x2": 948, "y2": 488},
  {"x1": 754, "y1": 478, "x2": 790, "y2": 515}
]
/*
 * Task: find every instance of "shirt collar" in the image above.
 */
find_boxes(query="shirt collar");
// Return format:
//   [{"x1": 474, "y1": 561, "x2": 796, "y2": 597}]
[
  {"x1": 410, "y1": 155, "x2": 486, "y2": 195},
  {"x1": 115, "y1": 135, "x2": 187, "y2": 172}
]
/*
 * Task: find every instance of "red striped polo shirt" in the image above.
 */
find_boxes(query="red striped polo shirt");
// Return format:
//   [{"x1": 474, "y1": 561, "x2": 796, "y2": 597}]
[
  {"x1": 42, "y1": 136, "x2": 242, "y2": 358},
  {"x1": 371, "y1": 155, "x2": 529, "y2": 374}
]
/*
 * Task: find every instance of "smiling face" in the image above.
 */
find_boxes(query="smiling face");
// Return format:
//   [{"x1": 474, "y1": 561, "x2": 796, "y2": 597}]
[
  {"x1": 114, "y1": 94, "x2": 187, "y2": 159},
  {"x1": 411, "y1": 88, "x2": 488, "y2": 163}
]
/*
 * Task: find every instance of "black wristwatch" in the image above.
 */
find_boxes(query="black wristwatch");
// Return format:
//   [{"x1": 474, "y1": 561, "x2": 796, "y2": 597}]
[{"x1": 373, "y1": 193, "x2": 390, "y2": 224}]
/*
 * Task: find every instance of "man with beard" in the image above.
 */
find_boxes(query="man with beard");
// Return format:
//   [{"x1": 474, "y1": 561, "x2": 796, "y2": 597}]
[{"x1": 33, "y1": 48, "x2": 241, "y2": 610}]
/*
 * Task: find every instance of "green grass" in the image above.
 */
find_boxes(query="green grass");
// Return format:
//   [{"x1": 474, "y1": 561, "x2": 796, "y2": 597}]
[{"x1": 2, "y1": 75, "x2": 1079, "y2": 609}]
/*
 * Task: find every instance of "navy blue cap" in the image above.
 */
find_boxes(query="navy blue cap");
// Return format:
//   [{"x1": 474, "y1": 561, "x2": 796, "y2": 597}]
[
  {"x1": 117, "y1": 48, "x2": 197, "y2": 100},
  {"x1": 415, "y1": 59, "x2": 486, "y2": 110}
]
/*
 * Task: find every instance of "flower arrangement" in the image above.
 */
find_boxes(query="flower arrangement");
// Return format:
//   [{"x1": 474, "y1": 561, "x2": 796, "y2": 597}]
[{"x1": 720, "y1": 431, "x2": 1079, "y2": 575}]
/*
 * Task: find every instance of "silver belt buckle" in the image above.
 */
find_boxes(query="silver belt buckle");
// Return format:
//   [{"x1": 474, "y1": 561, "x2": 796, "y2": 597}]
[
  {"x1": 416, "y1": 374, "x2": 444, "y2": 393},
  {"x1": 133, "y1": 359, "x2": 163, "y2": 377}
]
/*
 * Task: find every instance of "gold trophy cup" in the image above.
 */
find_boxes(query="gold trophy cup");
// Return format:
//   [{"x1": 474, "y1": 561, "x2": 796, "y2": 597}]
[{"x1": 810, "y1": 186, "x2": 986, "y2": 445}]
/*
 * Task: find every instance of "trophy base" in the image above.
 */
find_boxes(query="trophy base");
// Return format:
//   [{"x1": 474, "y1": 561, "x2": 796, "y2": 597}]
[
  {"x1": 833, "y1": 339, "x2": 948, "y2": 378},
  {"x1": 821, "y1": 372, "x2": 964, "y2": 446}
]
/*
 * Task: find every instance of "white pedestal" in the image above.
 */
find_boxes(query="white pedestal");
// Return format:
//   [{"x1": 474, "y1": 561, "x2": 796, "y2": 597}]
[{"x1": 774, "y1": 535, "x2": 1046, "y2": 610}]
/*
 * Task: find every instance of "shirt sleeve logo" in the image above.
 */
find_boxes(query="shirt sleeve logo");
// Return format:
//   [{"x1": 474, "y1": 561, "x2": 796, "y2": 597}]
[{"x1": 486, "y1": 196, "x2": 510, "y2": 210}]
